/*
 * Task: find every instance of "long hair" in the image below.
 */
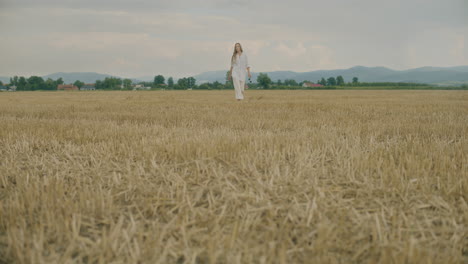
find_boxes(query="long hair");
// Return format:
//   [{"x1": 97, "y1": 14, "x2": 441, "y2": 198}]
[{"x1": 231, "y1": 43, "x2": 243, "y2": 65}]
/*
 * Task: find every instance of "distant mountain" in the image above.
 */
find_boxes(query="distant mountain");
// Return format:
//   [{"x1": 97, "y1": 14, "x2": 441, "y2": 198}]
[
  {"x1": 1, "y1": 65, "x2": 467, "y2": 86},
  {"x1": 407, "y1": 66, "x2": 468, "y2": 72},
  {"x1": 0, "y1": 76, "x2": 11, "y2": 84},
  {"x1": 133, "y1": 75, "x2": 155, "y2": 82},
  {"x1": 195, "y1": 70, "x2": 300, "y2": 84},
  {"x1": 43, "y1": 72, "x2": 143, "y2": 84},
  {"x1": 43, "y1": 72, "x2": 113, "y2": 84},
  {"x1": 449, "y1": 66, "x2": 468, "y2": 72},
  {"x1": 194, "y1": 65, "x2": 468, "y2": 85}
]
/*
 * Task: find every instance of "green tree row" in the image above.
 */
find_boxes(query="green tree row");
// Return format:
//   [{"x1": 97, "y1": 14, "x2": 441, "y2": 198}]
[
  {"x1": 7, "y1": 75, "x2": 64, "y2": 91},
  {"x1": 4, "y1": 73, "x2": 439, "y2": 91},
  {"x1": 255, "y1": 74, "x2": 431, "y2": 88}
]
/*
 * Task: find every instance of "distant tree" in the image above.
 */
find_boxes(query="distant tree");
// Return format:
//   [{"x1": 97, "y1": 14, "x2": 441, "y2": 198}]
[
  {"x1": 257, "y1": 73, "x2": 272, "y2": 89},
  {"x1": 43, "y1": 78, "x2": 54, "y2": 90},
  {"x1": 352, "y1": 77, "x2": 359, "y2": 85},
  {"x1": 336, "y1": 76, "x2": 345, "y2": 86},
  {"x1": 95, "y1": 80, "x2": 103, "y2": 89},
  {"x1": 213, "y1": 81, "x2": 223, "y2": 89},
  {"x1": 56, "y1": 77, "x2": 64, "y2": 85},
  {"x1": 73, "y1": 80, "x2": 85, "y2": 88},
  {"x1": 168, "y1": 77, "x2": 174, "y2": 88},
  {"x1": 102, "y1": 77, "x2": 122, "y2": 90},
  {"x1": 198, "y1": 83, "x2": 210, "y2": 90},
  {"x1": 226, "y1": 71, "x2": 231, "y2": 84},
  {"x1": 116, "y1": 78, "x2": 123, "y2": 89},
  {"x1": 319, "y1": 78, "x2": 327, "y2": 86},
  {"x1": 277, "y1": 79, "x2": 282, "y2": 85},
  {"x1": 27, "y1": 76, "x2": 45, "y2": 90},
  {"x1": 187, "y1": 77, "x2": 196, "y2": 89},
  {"x1": 177, "y1": 77, "x2": 188, "y2": 89},
  {"x1": 154, "y1": 75, "x2": 165, "y2": 85},
  {"x1": 224, "y1": 72, "x2": 234, "y2": 89},
  {"x1": 123, "y1": 79, "x2": 132, "y2": 90},
  {"x1": 284, "y1": 79, "x2": 298, "y2": 86},
  {"x1": 139, "y1": 81, "x2": 153, "y2": 88},
  {"x1": 10, "y1": 76, "x2": 19, "y2": 86},
  {"x1": 18, "y1": 77, "x2": 27, "y2": 90},
  {"x1": 327, "y1": 77, "x2": 337, "y2": 86}
]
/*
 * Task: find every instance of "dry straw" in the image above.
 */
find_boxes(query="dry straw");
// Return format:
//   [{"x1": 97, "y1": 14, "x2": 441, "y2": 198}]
[{"x1": 0, "y1": 90, "x2": 467, "y2": 263}]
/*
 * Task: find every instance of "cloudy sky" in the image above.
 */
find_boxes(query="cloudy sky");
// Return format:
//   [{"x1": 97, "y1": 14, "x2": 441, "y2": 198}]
[{"x1": 0, "y1": 0, "x2": 467, "y2": 79}]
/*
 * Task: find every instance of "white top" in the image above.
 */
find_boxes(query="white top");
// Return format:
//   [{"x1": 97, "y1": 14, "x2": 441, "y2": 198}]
[{"x1": 231, "y1": 52, "x2": 250, "y2": 81}]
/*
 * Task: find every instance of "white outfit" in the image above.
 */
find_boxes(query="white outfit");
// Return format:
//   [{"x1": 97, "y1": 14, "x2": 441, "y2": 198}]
[{"x1": 231, "y1": 53, "x2": 250, "y2": 100}]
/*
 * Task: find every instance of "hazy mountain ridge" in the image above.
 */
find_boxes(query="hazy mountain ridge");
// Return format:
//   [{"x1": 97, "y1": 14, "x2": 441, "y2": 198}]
[
  {"x1": 1, "y1": 66, "x2": 467, "y2": 85},
  {"x1": 44, "y1": 72, "x2": 143, "y2": 84},
  {"x1": 195, "y1": 66, "x2": 468, "y2": 85}
]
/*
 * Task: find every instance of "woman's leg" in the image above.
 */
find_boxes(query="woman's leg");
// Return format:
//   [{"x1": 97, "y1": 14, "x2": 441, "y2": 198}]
[
  {"x1": 233, "y1": 78, "x2": 243, "y2": 100},
  {"x1": 239, "y1": 80, "x2": 245, "y2": 99}
]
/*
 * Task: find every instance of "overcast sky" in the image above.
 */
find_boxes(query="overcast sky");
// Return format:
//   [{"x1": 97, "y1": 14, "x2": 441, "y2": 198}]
[{"x1": 1, "y1": 0, "x2": 467, "y2": 79}]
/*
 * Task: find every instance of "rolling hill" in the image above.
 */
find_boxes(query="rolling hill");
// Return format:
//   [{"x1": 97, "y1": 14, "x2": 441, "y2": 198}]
[
  {"x1": 1, "y1": 66, "x2": 467, "y2": 86},
  {"x1": 194, "y1": 66, "x2": 468, "y2": 85}
]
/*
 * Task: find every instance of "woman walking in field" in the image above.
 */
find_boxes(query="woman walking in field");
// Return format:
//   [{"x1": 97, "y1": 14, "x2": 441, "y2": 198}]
[{"x1": 228, "y1": 43, "x2": 251, "y2": 101}]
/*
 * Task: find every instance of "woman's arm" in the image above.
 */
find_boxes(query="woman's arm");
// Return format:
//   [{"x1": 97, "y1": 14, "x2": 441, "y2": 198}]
[{"x1": 245, "y1": 55, "x2": 251, "y2": 78}]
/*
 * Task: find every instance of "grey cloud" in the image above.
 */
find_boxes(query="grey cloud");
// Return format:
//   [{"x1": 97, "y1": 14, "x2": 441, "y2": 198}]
[
  {"x1": 0, "y1": 0, "x2": 250, "y2": 11},
  {"x1": 0, "y1": 0, "x2": 466, "y2": 77}
]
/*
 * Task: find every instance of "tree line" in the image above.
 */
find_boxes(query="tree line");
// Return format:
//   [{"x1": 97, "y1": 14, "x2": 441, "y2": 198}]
[
  {"x1": 2, "y1": 73, "x2": 438, "y2": 91},
  {"x1": 254, "y1": 73, "x2": 430, "y2": 89},
  {"x1": 2, "y1": 74, "x2": 228, "y2": 90},
  {"x1": 5, "y1": 76, "x2": 64, "y2": 91},
  {"x1": 2, "y1": 74, "x2": 191, "y2": 90},
  {"x1": 254, "y1": 73, "x2": 356, "y2": 89}
]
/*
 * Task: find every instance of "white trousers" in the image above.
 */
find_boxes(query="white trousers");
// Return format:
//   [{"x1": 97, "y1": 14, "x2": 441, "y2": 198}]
[{"x1": 232, "y1": 77, "x2": 245, "y2": 100}]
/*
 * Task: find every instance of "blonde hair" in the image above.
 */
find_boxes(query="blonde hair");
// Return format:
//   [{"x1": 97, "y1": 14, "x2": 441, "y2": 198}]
[{"x1": 231, "y1": 43, "x2": 243, "y2": 65}]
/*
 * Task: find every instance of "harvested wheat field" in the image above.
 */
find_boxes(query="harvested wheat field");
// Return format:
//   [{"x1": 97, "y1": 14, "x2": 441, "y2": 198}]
[{"x1": 0, "y1": 90, "x2": 467, "y2": 264}]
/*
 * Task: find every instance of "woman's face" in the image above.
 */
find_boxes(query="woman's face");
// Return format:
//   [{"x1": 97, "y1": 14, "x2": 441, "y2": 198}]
[{"x1": 235, "y1": 44, "x2": 241, "y2": 53}]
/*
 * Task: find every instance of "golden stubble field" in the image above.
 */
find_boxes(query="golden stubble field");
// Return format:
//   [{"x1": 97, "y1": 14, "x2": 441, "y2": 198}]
[{"x1": 0, "y1": 90, "x2": 467, "y2": 264}]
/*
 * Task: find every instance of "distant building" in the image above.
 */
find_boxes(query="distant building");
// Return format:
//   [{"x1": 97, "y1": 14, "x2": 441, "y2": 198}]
[
  {"x1": 0, "y1": 85, "x2": 7, "y2": 92},
  {"x1": 8, "y1": 85, "x2": 17, "y2": 91},
  {"x1": 302, "y1": 82, "x2": 324, "y2": 88},
  {"x1": 57, "y1": 84, "x2": 79, "y2": 91},
  {"x1": 132, "y1": 84, "x2": 151, "y2": 90},
  {"x1": 80, "y1": 84, "x2": 96, "y2": 90}
]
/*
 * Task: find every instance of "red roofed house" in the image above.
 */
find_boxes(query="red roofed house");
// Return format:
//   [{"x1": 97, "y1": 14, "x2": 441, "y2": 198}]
[
  {"x1": 57, "y1": 84, "x2": 79, "y2": 90},
  {"x1": 302, "y1": 82, "x2": 324, "y2": 88}
]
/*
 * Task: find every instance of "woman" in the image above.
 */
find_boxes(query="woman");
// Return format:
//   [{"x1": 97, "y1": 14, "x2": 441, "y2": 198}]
[{"x1": 228, "y1": 43, "x2": 251, "y2": 101}]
